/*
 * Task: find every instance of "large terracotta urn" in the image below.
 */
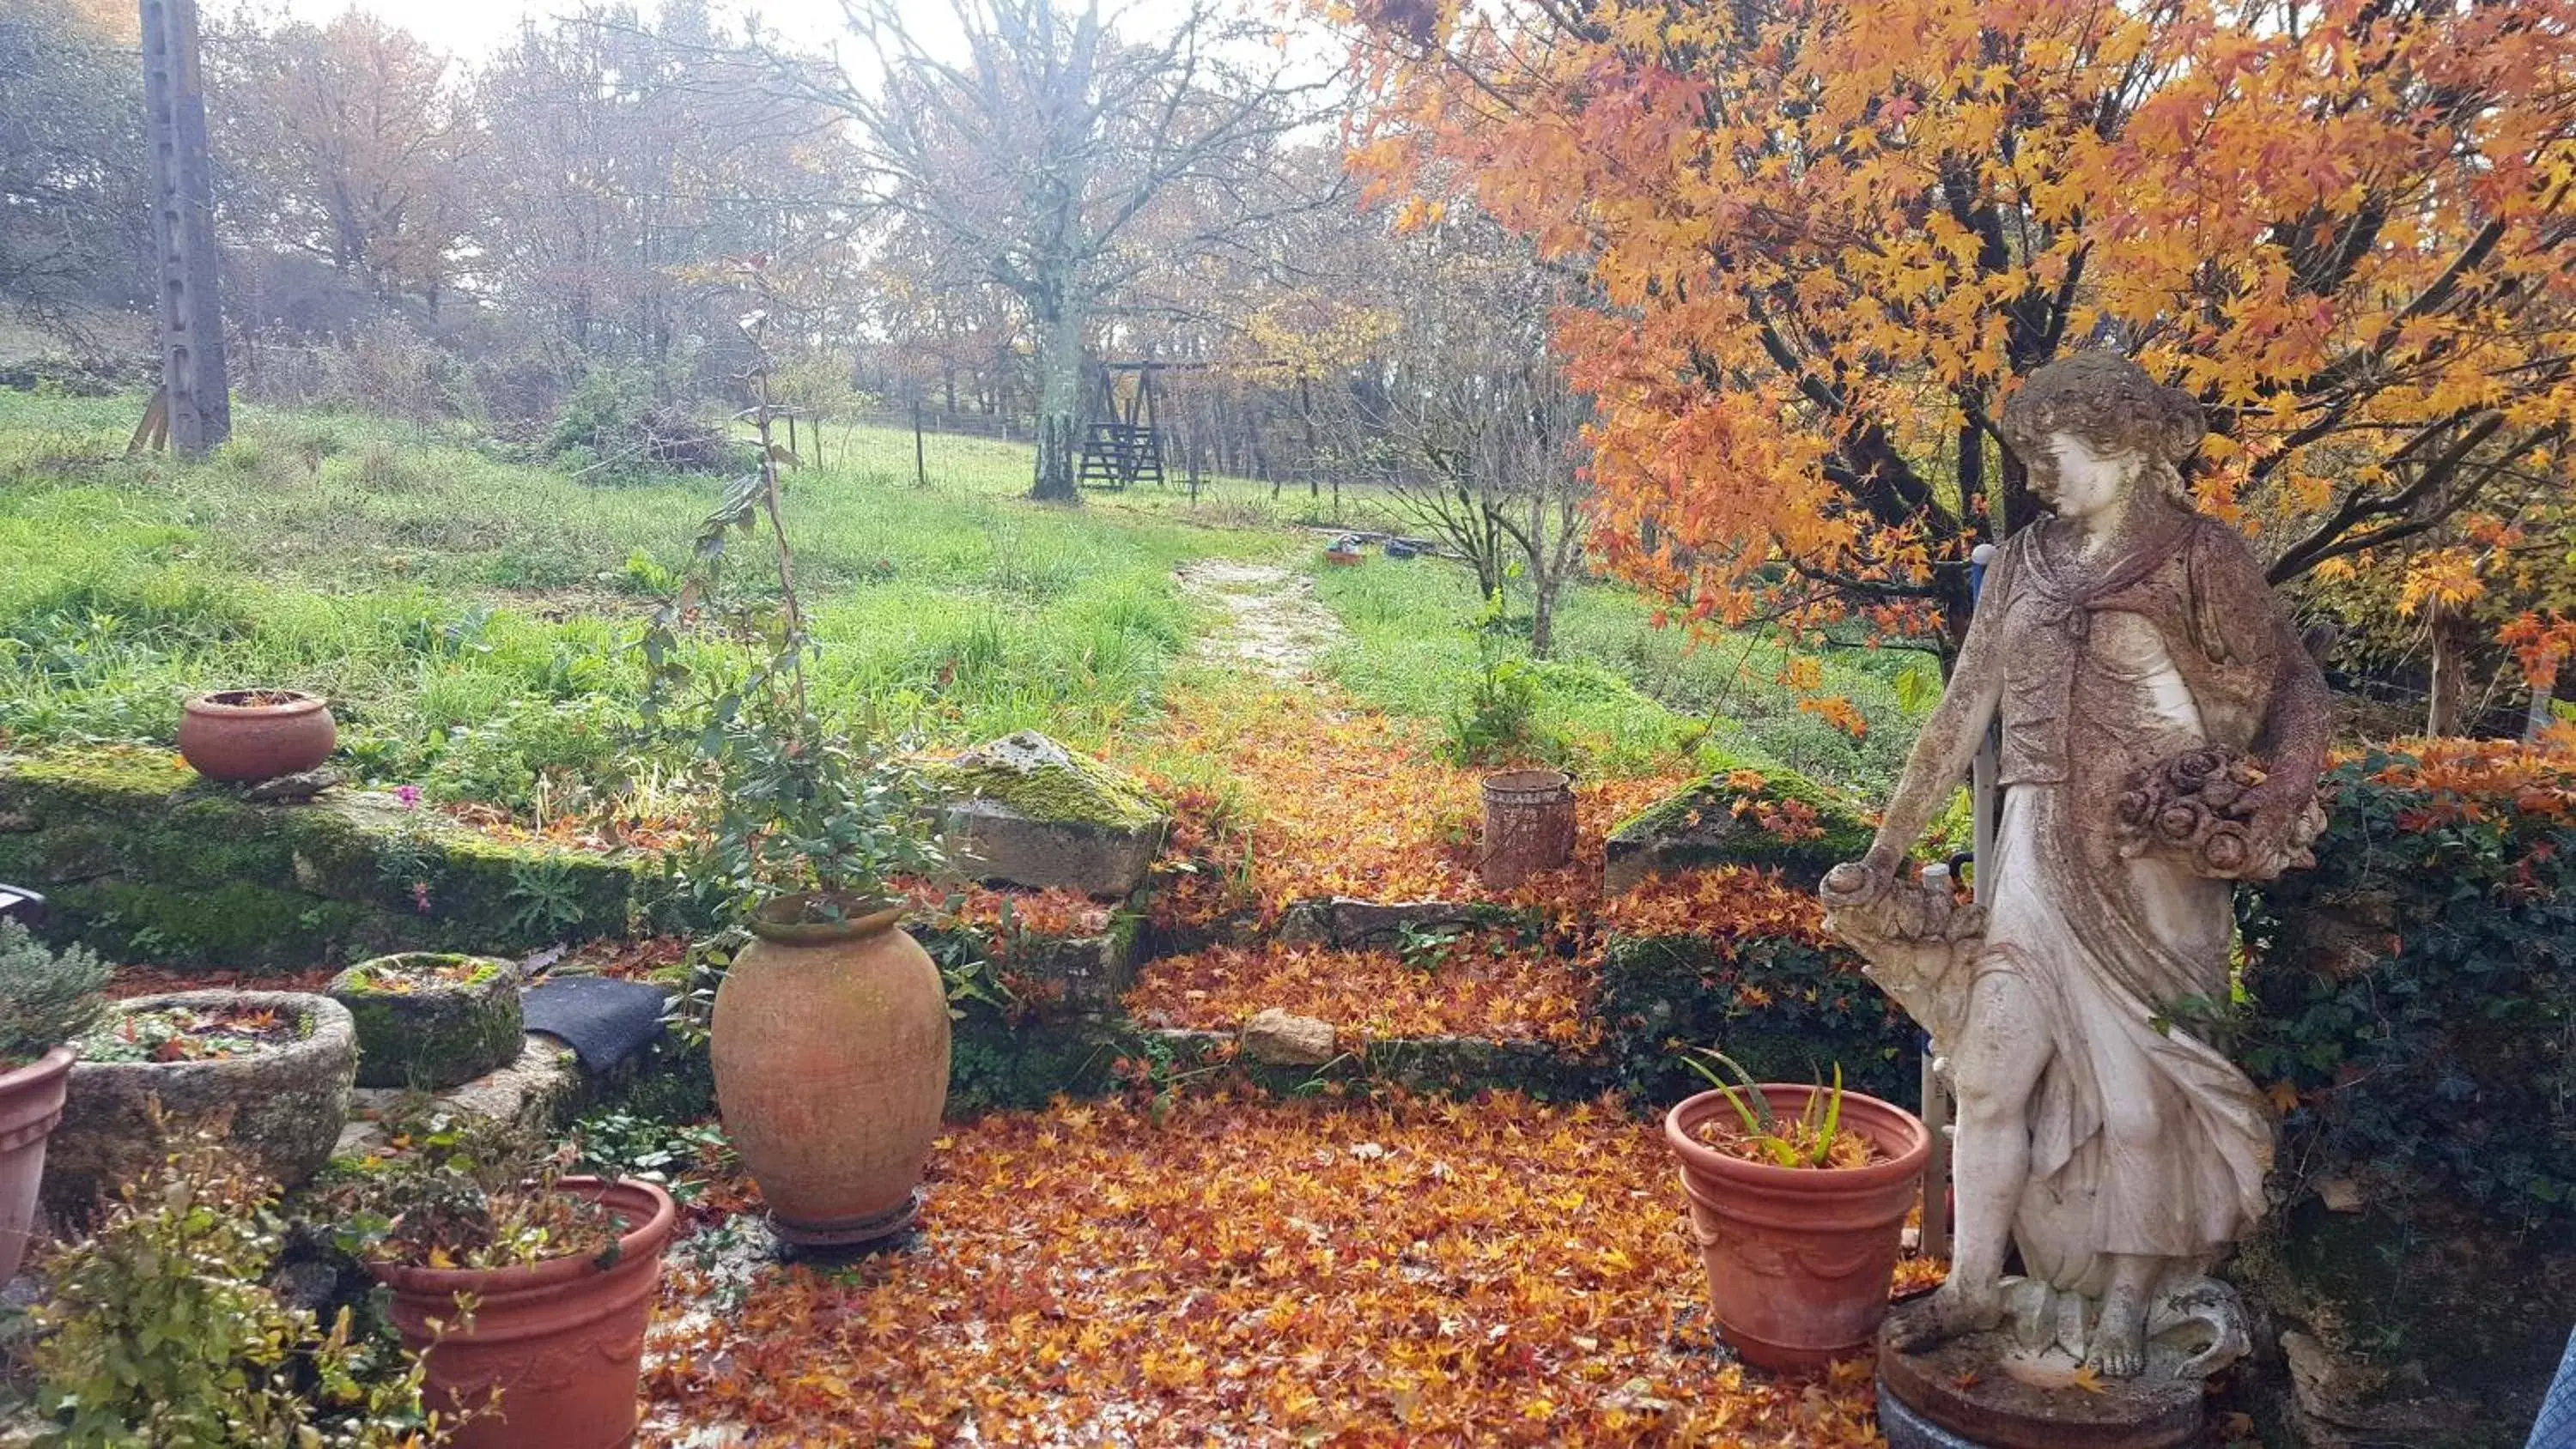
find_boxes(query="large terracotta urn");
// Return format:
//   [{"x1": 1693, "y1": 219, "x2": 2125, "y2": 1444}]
[
  {"x1": 710, "y1": 894, "x2": 951, "y2": 1247},
  {"x1": 1663, "y1": 1083, "x2": 1929, "y2": 1373}
]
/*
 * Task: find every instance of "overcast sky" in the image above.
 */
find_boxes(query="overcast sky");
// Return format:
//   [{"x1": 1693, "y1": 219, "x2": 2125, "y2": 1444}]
[{"x1": 261, "y1": 0, "x2": 1286, "y2": 64}]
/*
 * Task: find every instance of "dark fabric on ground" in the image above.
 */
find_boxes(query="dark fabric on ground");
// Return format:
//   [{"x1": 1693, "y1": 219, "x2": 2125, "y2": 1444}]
[{"x1": 521, "y1": 975, "x2": 668, "y2": 1073}]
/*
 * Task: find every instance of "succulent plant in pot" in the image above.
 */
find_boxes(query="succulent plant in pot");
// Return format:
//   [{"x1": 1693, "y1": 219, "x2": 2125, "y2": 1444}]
[
  {"x1": 640, "y1": 272, "x2": 957, "y2": 1249},
  {"x1": 0, "y1": 918, "x2": 108, "y2": 1277},
  {"x1": 1662, "y1": 1046, "x2": 1930, "y2": 1373},
  {"x1": 318, "y1": 1109, "x2": 674, "y2": 1449}
]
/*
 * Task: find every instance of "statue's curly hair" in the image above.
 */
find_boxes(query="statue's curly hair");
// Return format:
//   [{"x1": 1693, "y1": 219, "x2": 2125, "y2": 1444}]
[{"x1": 2002, "y1": 353, "x2": 2206, "y2": 503}]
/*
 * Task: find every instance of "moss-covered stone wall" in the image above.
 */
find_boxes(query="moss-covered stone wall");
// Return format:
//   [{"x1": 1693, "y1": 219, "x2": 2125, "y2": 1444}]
[{"x1": 0, "y1": 747, "x2": 681, "y2": 970}]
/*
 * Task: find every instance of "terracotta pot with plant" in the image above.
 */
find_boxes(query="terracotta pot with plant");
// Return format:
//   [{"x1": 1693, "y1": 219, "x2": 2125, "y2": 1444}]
[
  {"x1": 177, "y1": 688, "x2": 338, "y2": 782},
  {"x1": 0, "y1": 916, "x2": 106, "y2": 1278},
  {"x1": 1661, "y1": 1048, "x2": 1930, "y2": 1373},
  {"x1": 646, "y1": 286, "x2": 957, "y2": 1251},
  {"x1": 325, "y1": 1113, "x2": 676, "y2": 1449}
]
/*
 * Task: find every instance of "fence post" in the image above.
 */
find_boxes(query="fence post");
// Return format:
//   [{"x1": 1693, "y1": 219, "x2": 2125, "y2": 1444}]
[
  {"x1": 1918, "y1": 541, "x2": 2001, "y2": 1264},
  {"x1": 912, "y1": 397, "x2": 927, "y2": 487}
]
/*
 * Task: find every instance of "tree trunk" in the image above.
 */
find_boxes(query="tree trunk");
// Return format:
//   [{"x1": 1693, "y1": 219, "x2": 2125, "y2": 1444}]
[
  {"x1": 1030, "y1": 295, "x2": 1084, "y2": 501},
  {"x1": 2526, "y1": 660, "x2": 2560, "y2": 743},
  {"x1": 2427, "y1": 597, "x2": 2474, "y2": 737},
  {"x1": 1529, "y1": 575, "x2": 1557, "y2": 659}
]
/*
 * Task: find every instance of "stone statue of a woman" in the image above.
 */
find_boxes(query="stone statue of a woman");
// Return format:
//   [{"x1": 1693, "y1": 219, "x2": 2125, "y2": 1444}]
[{"x1": 1821, "y1": 353, "x2": 2332, "y2": 1384}]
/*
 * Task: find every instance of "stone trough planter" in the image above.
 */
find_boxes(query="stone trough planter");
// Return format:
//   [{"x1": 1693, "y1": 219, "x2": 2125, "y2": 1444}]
[
  {"x1": 50, "y1": 990, "x2": 355, "y2": 1213},
  {"x1": 330, "y1": 953, "x2": 523, "y2": 1089}
]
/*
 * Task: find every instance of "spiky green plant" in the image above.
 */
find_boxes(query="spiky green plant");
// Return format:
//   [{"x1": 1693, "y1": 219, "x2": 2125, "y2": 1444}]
[
  {"x1": 1680, "y1": 1046, "x2": 1849, "y2": 1170},
  {"x1": 0, "y1": 918, "x2": 107, "y2": 1065}
]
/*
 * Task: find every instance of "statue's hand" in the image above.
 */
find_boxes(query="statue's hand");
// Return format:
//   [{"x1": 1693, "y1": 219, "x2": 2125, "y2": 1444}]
[
  {"x1": 1820, "y1": 858, "x2": 1896, "y2": 910},
  {"x1": 2234, "y1": 775, "x2": 2323, "y2": 879}
]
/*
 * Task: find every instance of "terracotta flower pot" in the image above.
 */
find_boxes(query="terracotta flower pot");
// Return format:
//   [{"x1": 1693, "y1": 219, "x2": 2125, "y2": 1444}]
[
  {"x1": 711, "y1": 894, "x2": 951, "y2": 1247},
  {"x1": 178, "y1": 688, "x2": 337, "y2": 782},
  {"x1": 1663, "y1": 1084, "x2": 1930, "y2": 1373},
  {"x1": 0, "y1": 1046, "x2": 74, "y2": 1280},
  {"x1": 374, "y1": 1177, "x2": 675, "y2": 1449}
]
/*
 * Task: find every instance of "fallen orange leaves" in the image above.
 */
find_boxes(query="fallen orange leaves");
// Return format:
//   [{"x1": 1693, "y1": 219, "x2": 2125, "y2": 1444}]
[
  {"x1": 1119, "y1": 684, "x2": 1848, "y2": 1040},
  {"x1": 641, "y1": 1091, "x2": 1929, "y2": 1446},
  {"x1": 1123, "y1": 684, "x2": 1691, "y2": 924},
  {"x1": 1128, "y1": 940, "x2": 1599, "y2": 1046}
]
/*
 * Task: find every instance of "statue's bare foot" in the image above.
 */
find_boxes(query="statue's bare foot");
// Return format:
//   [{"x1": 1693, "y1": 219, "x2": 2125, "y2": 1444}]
[
  {"x1": 1891, "y1": 1282, "x2": 2004, "y2": 1353},
  {"x1": 2084, "y1": 1283, "x2": 2148, "y2": 1378}
]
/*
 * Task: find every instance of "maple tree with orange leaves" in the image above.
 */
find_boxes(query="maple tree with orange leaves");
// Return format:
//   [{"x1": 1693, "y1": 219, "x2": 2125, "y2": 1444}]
[{"x1": 1340, "y1": 0, "x2": 2576, "y2": 662}]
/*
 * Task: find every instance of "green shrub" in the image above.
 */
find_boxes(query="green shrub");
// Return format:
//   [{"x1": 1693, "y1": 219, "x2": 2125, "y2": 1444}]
[
  {"x1": 541, "y1": 368, "x2": 735, "y2": 477},
  {"x1": 422, "y1": 697, "x2": 636, "y2": 813},
  {"x1": 34, "y1": 1137, "x2": 439, "y2": 1448},
  {"x1": 1442, "y1": 592, "x2": 1540, "y2": 765},
  {"x1": 0, "y1": 918, "x2": 108, "y2": 1064},
  {"x1": 2236, "y1": 749, "x2": 2576, "y2": 1231},
  {"x1": 1595, "y1": 931, "x2": 1917, "y2": 1107}
]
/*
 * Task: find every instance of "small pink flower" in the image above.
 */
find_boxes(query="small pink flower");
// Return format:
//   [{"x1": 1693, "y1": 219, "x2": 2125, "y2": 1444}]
[
  {"x1": 411, "y1": 882, "x2": 432, "y2": 915},
  {"x1": 394, "y1": 785, "x2": 422, "y2": 809}
]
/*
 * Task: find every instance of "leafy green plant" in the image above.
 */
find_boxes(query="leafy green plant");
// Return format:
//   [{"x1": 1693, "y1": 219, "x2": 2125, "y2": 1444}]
[
  {"x1": 2237, "y1": 749, "x2": 2576, "y2": 1232},
  {"x1": 1393, "y1": 920, "x2": 1465, "y2": 973},
  {"x1": 34, "y1": 1132, "x2": 442, "y2": 1448},
  {"x1": 913, "y1": 895, "x2": 1021, "y2": 1021},
  {"x1": 639, "y1": 264, "x2": 943, "y2": 925},
  {"x1": 1678, "y1": 1046, "x2": 1856, "y2": 1170},
  {"x1": 0, "y1": 918, "x2": 107, "y2": 1065},
  {"x1": 504, "y1": 857, "x2": 589, "y2": 937},
  {"x1": 1443, "y1": 590, "x2": 1540, "y2": 765},
  {"x1": 315, "y1": 1106, "x2": 623, "y2": 1273},
  {"x1": 572, "y1": 1110, "x2": 731, "y2": 1204}
]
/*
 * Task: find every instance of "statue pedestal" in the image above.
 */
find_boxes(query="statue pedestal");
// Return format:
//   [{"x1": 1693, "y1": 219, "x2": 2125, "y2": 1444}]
[{"x1": 1876, "y1": 1309, "x2": 2203, "y2": 1448}]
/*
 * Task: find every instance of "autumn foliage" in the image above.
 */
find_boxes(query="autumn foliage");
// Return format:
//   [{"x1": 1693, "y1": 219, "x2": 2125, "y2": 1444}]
[
  {"x1": 1345, "y1": 0, "x2": 2576, "y2": 656},
  {"x1": 1121, "y1": 683, "x2": 1844, "y2": 1040},
  {"x1": 644, "y1": 1091, "x2": 1935, "y2": 1446}
]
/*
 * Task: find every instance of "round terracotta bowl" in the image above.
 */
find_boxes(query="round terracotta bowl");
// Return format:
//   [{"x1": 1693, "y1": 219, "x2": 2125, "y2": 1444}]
[{"x1": 178, "y1": 688, "x2": 337, "y2": 783}]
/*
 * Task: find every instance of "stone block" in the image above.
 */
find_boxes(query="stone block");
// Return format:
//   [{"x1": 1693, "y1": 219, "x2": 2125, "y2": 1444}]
[
  {"x1": 1602, "y1": 767, "x2": 1873, "y2": 894},
  {"x1": 1008, "y1": 925, "x2": 1140, "y2": 1012},
  {"x1": 1239, "y1": 1008, "x2": 1336, "y2": 1066},
  {"x1": 1273, "y1": 896, "x2": 1494, "y2": 949},
  {"x1": 337, "y1": 1033, "x2": 583, "y2": 1158},
  {"x1": 933, "y1": 732, "x2": 1169, "y2": 899}
]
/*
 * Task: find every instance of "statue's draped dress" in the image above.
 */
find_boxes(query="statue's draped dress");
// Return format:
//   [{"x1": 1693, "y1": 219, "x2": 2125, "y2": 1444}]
[{"x1": 1970, "y1": 506, "x2": 2277, "y2": 1297}]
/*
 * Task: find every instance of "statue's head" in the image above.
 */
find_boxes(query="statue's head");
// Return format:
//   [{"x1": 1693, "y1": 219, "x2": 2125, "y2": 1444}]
[{"x1": 2002, "y1": 353, "x2": 2206, "y2": 521}]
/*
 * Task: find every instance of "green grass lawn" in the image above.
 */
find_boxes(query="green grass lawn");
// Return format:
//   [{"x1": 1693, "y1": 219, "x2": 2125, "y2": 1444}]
[
  {"x1": 0, "y1": 390, "x2": 1924, "y2": 820},
  {"x1": 1312, "y1": 548, "x2": 1930, "y2": 797},
  {"x1": 0, "y1": 391, "x2": 1291, "y2": 815}
]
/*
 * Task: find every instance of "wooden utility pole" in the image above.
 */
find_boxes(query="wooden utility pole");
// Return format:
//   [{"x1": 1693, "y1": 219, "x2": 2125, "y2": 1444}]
[{"x1": 140, "y1": 0, "x2": 231, "y2": 456}]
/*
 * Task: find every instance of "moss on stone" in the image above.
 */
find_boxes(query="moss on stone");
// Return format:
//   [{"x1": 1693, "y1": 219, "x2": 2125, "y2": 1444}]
[
  {"x1": 929, "y1": 734, "x2": 1165, "y2": 834},
  {"x1": 0, "y1": 752, "x2": 673, "y2": 969},
  {"x1": 330, "y1": 953, "x2": 522, "y2": 1090},
  {"x1": 70, "y1": 880, "x2": 370, "y2": 970},
  {"x1": 0, "y1": 746, "x2": 202, "y2": 825},
  {"x1": 1606, "y1": 761, "x2": 1874, "y2": 879},
  {"x1": 946, "y1": 1004, "x2": 1135, "y2": 1117}
]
